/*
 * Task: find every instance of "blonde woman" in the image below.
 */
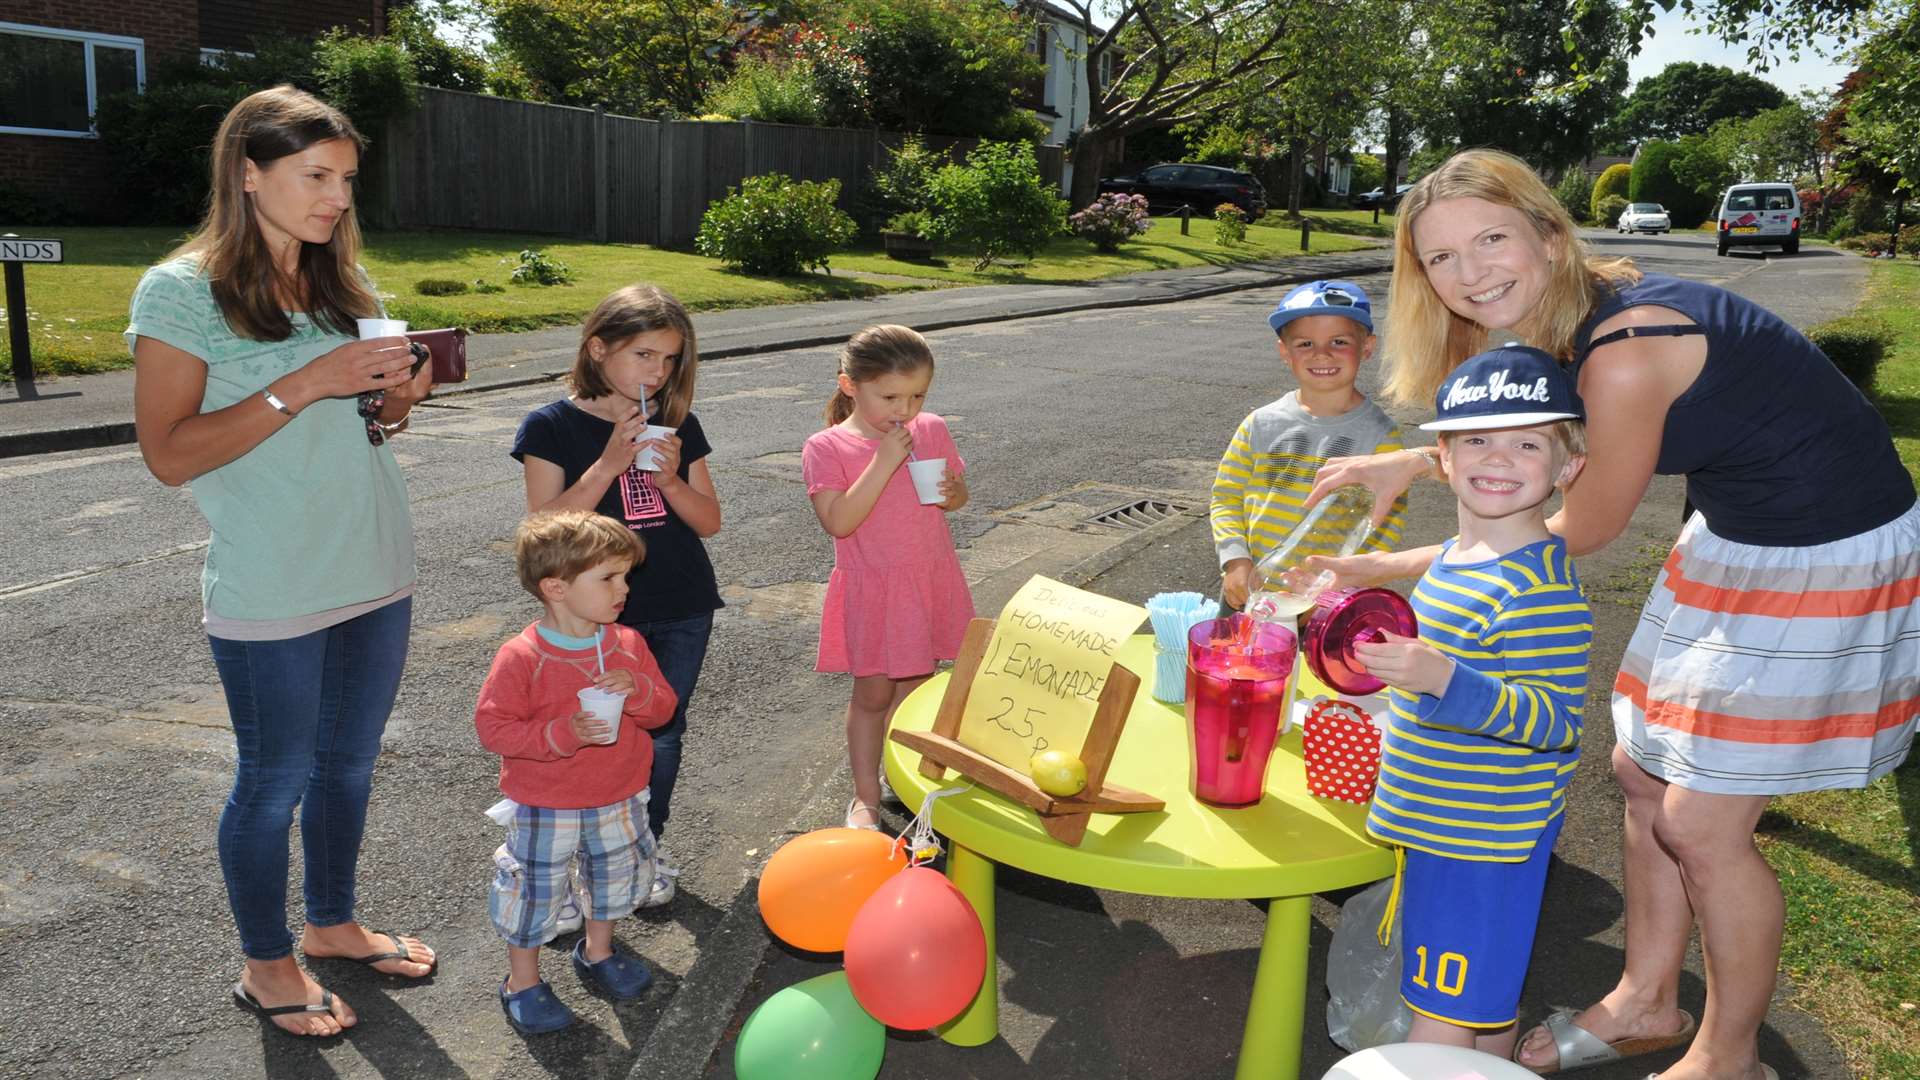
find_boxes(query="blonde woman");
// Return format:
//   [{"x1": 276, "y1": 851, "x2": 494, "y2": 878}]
[
  {"x1": 130, "y1": 86, "x2": 436, "y2": 1037},
  {"x1": 1308, "y1": 150, "x2": 1917, "y2": 1080}
]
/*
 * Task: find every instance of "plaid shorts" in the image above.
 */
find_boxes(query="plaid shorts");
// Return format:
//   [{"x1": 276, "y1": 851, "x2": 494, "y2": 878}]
[{"x1": 489, "y1": 792, "x2": 656, "y2": 949}]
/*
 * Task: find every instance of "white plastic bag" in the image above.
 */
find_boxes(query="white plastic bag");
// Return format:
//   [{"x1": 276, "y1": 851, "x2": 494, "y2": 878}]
[{"x1": 1326, "y1": 878, "x2": 1414, "y2": 1051}]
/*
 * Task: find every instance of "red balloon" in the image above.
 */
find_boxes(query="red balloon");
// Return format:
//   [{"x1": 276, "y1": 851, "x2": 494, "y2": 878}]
[
  {"x1": 758, "y1": 828, "x2": 905, "y2": 953},
  {"x1": 844, "y1": 867, "x2": 987, "y2": 1030}
]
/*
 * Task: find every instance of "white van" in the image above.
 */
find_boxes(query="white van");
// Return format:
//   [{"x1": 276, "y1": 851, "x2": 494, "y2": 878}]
[{"x1": 1716, "y1": 183, "x2": 1801, "y2": 256}]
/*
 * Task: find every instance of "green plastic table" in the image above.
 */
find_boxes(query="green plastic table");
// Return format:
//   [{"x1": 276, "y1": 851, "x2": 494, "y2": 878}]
[{"x1": 883, "y1": 634, "x2": 1395, "y2": 1080}]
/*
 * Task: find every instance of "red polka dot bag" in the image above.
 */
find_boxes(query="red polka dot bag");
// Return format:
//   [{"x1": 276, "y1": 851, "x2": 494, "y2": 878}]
[{"x1": 1300, "y1": 698, "x2": 1383, "y2": 804}]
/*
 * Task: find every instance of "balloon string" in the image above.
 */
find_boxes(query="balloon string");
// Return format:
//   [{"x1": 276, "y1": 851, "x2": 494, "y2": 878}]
[{"x1": 899, "y1": 785, "x2": 971, "y2": 867}]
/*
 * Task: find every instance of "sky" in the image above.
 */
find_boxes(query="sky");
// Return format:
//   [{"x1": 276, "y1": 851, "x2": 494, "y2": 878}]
[{"x1": 1625, "y1": 6, "x2": 1855, "y2": 97}]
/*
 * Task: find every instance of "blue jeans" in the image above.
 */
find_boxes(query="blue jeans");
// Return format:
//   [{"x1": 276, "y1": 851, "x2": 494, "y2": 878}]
[
  {"x1": 627, "y1": 610, "x2": 714, "y2": 840},
  {"x1": 208, "y1": 597, "x2": 411, "y2": 960}
]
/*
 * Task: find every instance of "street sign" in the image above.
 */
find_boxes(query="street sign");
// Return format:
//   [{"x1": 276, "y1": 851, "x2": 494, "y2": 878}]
[{"x1": 0, "y1": 237, "x2": 62, "y2": 263}]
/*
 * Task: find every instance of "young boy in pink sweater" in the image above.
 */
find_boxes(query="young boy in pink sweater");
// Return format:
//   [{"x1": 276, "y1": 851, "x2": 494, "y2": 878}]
[{"x1": 476, "y1": 510, "x2": 677, "y2": 1035}]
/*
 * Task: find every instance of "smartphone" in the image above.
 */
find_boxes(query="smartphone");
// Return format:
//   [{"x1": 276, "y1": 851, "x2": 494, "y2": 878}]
[{"x1": 405, "y1": 327, "x2": 468, "y2": 385}]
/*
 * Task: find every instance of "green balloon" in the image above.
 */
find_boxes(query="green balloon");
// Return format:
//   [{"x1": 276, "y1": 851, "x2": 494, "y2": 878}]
[{"x1": 734, "y1": 970, "x2": 885, "y2": 1080}]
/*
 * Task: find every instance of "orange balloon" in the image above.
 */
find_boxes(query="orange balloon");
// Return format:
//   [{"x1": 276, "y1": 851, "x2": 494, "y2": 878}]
[{"x1": 757, "y1": 827, "x2": 905, "y2": 952}]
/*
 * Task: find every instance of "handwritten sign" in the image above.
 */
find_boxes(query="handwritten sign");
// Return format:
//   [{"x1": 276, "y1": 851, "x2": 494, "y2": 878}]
[{"x1": 956, "y1": 576, "x2": 1147, "y2": 770}]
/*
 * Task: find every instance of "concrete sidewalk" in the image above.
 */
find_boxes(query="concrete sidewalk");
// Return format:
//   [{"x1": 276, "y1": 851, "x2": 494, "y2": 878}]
[{"x1": 0, "y1": 248, "x2": 1390, "y2": 458}]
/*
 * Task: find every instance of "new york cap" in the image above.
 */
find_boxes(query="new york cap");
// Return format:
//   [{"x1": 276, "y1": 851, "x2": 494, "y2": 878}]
[
  {"x1": 1267, "y1": 279, "x2": 1373, "y2": 335},
  {"x1": 1420, "y1": 345, "x2": 1584, "y2": 432}
]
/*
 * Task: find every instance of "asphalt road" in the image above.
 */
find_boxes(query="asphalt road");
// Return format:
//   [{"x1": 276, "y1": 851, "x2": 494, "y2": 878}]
[{"x1": 0, "y1": 233, "x2": 1864, "y2": 1079}]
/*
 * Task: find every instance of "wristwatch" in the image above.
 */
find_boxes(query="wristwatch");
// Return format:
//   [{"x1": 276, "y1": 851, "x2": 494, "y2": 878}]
[{"x1": 262, "y1": 388, "x2": 296, "y2": 416}]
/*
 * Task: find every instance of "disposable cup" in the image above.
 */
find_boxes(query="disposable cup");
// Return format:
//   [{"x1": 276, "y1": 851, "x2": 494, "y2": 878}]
[
  {"x1": 633, "y1": 425, "x2": 678, "y2": 471},
  {"x1": 576, "y1": 687, "x2": 626, "y2": 745},
  {"x1": 907, "y1": 457, "x2": 948, "y2": 505},
  {"x1": 356, "y1": 317, "x2": 408, "y2": 340}
]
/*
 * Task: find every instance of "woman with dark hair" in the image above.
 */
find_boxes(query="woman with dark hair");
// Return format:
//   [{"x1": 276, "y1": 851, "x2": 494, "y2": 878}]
[
  {"x1": 1308, "y1": 149, "x2": 1917, "y2": 1080},
  {"x1": 130, "y1": 85, "x2": 436, "y2": 1037}
]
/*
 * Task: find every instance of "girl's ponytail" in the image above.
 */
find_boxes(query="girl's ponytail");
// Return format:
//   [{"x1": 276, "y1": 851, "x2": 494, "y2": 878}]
[{"x1": 823, "y1": 325, "x2": 935, "y2": 428}]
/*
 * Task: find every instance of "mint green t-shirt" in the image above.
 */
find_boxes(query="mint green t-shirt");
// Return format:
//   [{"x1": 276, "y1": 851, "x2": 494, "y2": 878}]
[{"x1": 125, "y1": 258, "x2": 415, "y2": 625}]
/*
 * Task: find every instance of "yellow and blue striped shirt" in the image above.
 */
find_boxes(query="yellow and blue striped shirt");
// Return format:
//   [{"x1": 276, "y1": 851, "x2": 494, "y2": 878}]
[
  {"x1": 1365, "y1": 537, "x2": 1591, "y2": 863},
  {"x1": 1211, "y1": 392, "x2": 1408, "y2": 568}
]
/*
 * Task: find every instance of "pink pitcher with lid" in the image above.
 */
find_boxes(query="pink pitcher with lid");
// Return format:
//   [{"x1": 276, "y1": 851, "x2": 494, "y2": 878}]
[{"x1": 1185, "y1": 615, "x2": 1298, "y2": 807}]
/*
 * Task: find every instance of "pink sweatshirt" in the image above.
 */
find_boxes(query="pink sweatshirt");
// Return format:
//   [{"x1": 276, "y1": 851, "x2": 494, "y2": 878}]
[{"x1": 474, "y1": 622, "x2": 677, "y2": 809}]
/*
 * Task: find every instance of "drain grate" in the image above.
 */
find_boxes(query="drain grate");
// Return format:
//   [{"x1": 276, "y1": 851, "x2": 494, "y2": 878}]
[{"x1": 1085, "y1": 497, "x2": 1192, "y2": 531}]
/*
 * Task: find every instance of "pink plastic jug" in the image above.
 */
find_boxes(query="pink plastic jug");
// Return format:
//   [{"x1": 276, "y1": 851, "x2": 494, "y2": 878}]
[{"x1": 1186, "y1": 615, "x2": 1298, "y2": 807}]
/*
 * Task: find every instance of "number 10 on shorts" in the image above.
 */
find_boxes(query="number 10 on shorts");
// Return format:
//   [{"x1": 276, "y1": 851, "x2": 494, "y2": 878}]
[{"x1": 1410, "y1": 945, "x2": 1469, "y2": 997}]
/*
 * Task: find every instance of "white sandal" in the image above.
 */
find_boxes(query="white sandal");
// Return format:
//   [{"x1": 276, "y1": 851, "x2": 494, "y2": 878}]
[{"x1": 845, "y1": 799, "x2": 882, "y2": 831}]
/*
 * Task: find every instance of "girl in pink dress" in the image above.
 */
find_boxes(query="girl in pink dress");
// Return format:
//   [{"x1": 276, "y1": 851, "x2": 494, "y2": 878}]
[{"x1": 802, "y1": 325, "x2": 976, "y2": 829}]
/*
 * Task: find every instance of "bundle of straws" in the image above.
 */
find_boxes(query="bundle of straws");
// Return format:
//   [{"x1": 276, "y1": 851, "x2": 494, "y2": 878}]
[{"x1": 1146, "y1": 591, "x2": 1216, "y2": 704}]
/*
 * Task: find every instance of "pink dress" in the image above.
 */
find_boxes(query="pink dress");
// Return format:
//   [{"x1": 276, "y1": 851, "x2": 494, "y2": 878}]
[{"x1": 802, "y1": 413, "x2": 976, "y2": 678}]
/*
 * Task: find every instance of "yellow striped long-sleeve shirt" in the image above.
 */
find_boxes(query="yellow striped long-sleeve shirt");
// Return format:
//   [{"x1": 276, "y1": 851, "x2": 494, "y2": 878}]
[
  {"x1": 1211, "y1": 392, "x2": 1408, "y2": 567},
  {"x1": 1364, "y1": 536, "x2": 1591, "y2": 863}
]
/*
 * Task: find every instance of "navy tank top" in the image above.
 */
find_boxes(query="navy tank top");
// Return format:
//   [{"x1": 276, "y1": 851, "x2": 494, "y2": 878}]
[{"x1": 1572, "y1": 273, "x2": 1913, "y2": 547}]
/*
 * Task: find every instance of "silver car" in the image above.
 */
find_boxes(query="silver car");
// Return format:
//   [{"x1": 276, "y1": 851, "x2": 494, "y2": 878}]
[{"x1": 1617, "y1": 203, "x2": 1670, "y2": 235}]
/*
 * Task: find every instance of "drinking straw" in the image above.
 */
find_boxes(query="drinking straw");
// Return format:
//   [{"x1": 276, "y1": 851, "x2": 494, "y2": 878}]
[{"x1": 594, "y1": 626, "x2": 605, "y2": 677}]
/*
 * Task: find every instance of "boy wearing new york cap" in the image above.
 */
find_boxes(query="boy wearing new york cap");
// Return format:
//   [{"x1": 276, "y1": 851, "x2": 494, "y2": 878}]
[
  {"x1": 1348, "y1": 345, "x2": 1593, "y2": 1059},
  {"x1": 1211, "y1": 279, "x2": 1409, "y2": 611}
]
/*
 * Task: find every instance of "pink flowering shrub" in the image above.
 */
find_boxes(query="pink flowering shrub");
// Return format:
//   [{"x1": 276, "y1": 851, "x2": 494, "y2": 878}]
[{"x1": 1069, "y1": 193, "x2": 1153, "y2": 252}]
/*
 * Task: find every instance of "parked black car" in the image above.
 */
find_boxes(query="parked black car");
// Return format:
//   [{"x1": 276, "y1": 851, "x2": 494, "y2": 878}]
[
  {"x1": 1353, "y1": 183, "x2": 1413, "y2": 210},
  {"x1": 1098, "y1": 163, "x2": 1268, "y2": 218}
]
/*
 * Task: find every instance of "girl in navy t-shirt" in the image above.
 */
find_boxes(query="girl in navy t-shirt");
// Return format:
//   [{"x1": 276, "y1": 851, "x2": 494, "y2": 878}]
[{"x1": 512, "y1": 285, "x2": 723, "y2": 908}]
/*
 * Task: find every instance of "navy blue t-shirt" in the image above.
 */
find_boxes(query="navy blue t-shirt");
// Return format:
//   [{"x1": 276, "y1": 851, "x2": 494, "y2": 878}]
[
  {"x1": 512, "y1": 400, "x2": 724, "y2": 622},
  {"x1": 1573, "y1": 273, "x2": 1913, "y2": 546}
]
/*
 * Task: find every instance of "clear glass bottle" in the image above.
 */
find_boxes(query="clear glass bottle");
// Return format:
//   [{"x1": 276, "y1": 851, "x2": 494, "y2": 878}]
[{"x1": 1243, "y1": 483, "x2": 1378, "y2": 623}]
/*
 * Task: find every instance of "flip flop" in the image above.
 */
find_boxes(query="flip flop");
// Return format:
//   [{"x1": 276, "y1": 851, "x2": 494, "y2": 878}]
[
  {"x1": 1520, "y1": 1007, "x2": 1696, "y2": 1074},
  {"x1": 231, "y1": 981, "x2": 343, "y2": 1034},
  {"x1": 304, "y1": 930, "x2": 438, "y2": 977},
  {"x1": 1641, "y1": 1067, "x2": 1776, "y2": 1080}
]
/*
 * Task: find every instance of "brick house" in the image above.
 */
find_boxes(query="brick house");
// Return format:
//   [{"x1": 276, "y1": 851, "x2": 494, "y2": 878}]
[{"x1": 0, "y1": 1, "x2": 388, "y2": 216}]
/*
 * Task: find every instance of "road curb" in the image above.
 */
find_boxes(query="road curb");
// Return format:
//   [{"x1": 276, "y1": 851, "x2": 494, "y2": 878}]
[
  {"x1": 0, "y1": 254, "x2": 1390, "y2": 459},
  {"x1": 624, "y1": 504, "x2": 1205, "y2": 1080}
]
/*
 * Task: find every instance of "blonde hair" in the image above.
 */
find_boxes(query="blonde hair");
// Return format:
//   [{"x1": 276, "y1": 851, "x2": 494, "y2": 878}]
[
  {"x1": 824, "y1": 325, "x2": 935, "y2": 426},
  {"x1": 169, "y1": 85, "x2": 378, "y2": 341},
  {"x1": 514, "y1": 510, "x2": 645, "y2": 598},
  {"x1": 1439, "y1": 418, "x2": 1587, "y2": 459},
  {"x1": 572, "y1": 285, "x2": 700, "y2": 426},
  {"x1": 1384, "y1": 149, "x2": 1641, "y2": 409}
]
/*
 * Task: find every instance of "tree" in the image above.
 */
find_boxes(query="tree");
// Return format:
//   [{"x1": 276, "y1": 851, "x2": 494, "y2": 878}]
[
  {"x1": 482, "y1": 0, "x2": 737, "y2": 116},
  {"x1": 1842, "y1": 6, "x2": 1920, "y2": 253},
  {"x1": 1610, "y1": 61, "x2": 1787, "y2": 145},
  {"x1": 1631, "y1": 138, "x2": 1716, "y2": 226},
  {"x1": 1605, "y1": 0, "x2": 1881, "y2": 68},
  {"x1": 1592, "y1": 162, "x2": 1633, "y2": 219},
  {"x1": 1418, "y1": 0, "x2": 1632, "y2": 173},
  {"x1": 840, "y1": 0, "x2": 1040, "y2": 139}
]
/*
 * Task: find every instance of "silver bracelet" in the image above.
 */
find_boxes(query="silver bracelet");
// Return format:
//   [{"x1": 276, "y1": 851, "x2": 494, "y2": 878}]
[
  {"x1": 372, "y1": 413, "x2": 409, "y2": 433},
  {"x1": 262, "y1": 388, "x2": 296, "y2": 416}
]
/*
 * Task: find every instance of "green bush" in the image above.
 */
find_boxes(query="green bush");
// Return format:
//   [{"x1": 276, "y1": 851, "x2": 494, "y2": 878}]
[
  {"x1": 885, "y1": 209, "x2": 934, "y2": 239},
  {"x1": 1213, "y1": 203, "x2": 1248, "y2": 246},
  {"x1": 415, "y1": 277, "x2": 470, "y2": 296},
  {"x1": 1806, "y1": 316, "x2": 1894, "y2": 392},
  {"x1": 1629, "y1": 141, "x2": 1712, "y2": 228},
  {"x1": 704, "y1": 56, "x2": 827, "y2": 126},
  {"x1": 1591, "y1": 163, "x2": 1632, "y2": 221},
  {"x1": 857, "y1": 136, "x2": 947, "y2": 230},
  {"x1": 1594, "y1": 194, "x2": 1629, "y2": 228},
  {"x1": 1555, "y1": 169, "x2": 1595, "y2": 225},
  {"x1": 695, "y1": 173, "x2": 857, "y2": 275},
  {"x1": 509, "y1": 249, "x2": 575, "y2": 286},
  {"x1": 474, "y1": 280, "x2": 506, "y2": 294},
  {"x1": 926, "y1": 140, "x2": 1068, "y2": 270},
  {"x1": 94, "y1": 80, "x2": 253, "y2": 223},
  {"x1": 312, "y1": 30, "x2": 418, "y2": 141}
]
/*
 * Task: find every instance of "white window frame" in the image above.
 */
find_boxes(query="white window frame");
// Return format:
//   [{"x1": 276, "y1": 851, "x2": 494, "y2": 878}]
[{"x1": 0, "y1": 21, "x2": 147, "y2": 139}]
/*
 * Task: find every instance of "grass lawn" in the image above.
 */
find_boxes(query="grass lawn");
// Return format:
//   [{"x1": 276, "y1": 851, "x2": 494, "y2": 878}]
[
  {"x1": 1761, "y1": 257, "x2": 1920, "y2": 1079},
  {"x1": 1, "y1": 216, "x2": 1383, "y2": 378}
]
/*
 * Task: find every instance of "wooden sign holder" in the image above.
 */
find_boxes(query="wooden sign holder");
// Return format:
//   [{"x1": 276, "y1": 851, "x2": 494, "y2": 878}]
[{"x1": 889, "y1": 617, "x2": 1164, "y2": 846}]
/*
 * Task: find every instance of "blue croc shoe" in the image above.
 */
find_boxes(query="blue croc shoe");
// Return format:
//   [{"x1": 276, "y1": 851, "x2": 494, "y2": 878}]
[
  {"x1": 572, "y1": 940, "x2": 653, "y2": 1000},
  {"x1": 499, "y1": 980, "x2": 576, "y2": 1035}
]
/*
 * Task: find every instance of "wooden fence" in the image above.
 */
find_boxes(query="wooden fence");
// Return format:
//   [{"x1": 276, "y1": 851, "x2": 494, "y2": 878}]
[{"x1": 378, "y1": 87, "x2": 1065, "y2": 248}]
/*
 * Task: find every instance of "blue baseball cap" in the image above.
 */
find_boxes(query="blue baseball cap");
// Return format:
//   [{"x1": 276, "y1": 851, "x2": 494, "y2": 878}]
[
  {"x1": 1267, "y1": 279, "x2": 1373, "y2": 335},
  {"x1": 1421, "y1": 345, "x2": 1585, "y2": 432}
]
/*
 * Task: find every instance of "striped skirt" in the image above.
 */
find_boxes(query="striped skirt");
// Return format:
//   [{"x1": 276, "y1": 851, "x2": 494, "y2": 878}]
[{"x1": 1614, "y1": 502, "x2": 1920, "y2": 795}]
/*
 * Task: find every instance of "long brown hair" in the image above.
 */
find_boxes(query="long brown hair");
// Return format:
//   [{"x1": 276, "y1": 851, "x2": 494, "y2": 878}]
[
  {"x1": 168, "y1": 85, "x2": 378, "y2": 341},
  {"x1": 1383, "y1": 149, "x2": 1641, "y2": 409},
  {"x1": 570, "y1": 285, "x2": 700, "y2": 426},
  {"x1": 825, "y1": 325, "x2": 935, "y2": 426}
]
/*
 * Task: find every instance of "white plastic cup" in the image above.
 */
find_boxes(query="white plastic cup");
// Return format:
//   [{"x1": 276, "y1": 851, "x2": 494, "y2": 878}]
[
  {"x1": 356, "y1": 317, "x2": 408, "y2": 340},
  {"x1": 633, "y1": 425, "x2": 678, "y2": 471},
  {"x1": 907, "y1": 457, "x2": 948, "y2": 505},
  {"x1": 576, "y1": 687, "x2": 626, "y2": 745}
]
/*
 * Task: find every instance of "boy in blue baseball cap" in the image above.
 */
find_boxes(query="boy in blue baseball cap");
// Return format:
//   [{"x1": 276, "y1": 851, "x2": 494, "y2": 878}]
[
  {"x1": 1349, "y1": 344, "x2": 1591, "y2": 1058},
  {"x1": 1211, "y1": 279, "x2": 1409, "y2": 611}
]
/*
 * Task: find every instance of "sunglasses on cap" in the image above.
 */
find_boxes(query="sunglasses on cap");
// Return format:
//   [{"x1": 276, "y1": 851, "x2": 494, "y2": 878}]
[{"x1": 1316, "y1": 287, "x2": 1358, "y2": 307}]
